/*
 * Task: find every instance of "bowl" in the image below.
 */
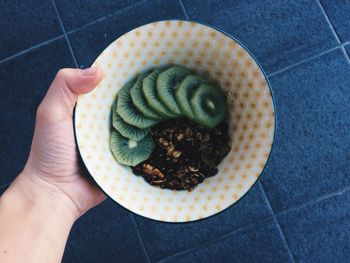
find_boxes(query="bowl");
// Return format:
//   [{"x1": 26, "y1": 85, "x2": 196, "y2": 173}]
[{"x1": 74, "y1": 20, "x2": 275, "y2": 222}]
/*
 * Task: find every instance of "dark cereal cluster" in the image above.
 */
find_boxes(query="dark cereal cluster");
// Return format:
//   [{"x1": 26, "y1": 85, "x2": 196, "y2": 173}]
[{"x1": 132, "y1": 119, "x2": 231, "y2": 191}]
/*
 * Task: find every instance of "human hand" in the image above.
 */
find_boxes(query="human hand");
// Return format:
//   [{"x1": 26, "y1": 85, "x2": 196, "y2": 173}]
[
  {"x1": 21, "y1": 67, "x2": 106, "y2": 219},
  {"x1": 0, "y1": 67, "x2": 106, "y2": 263}
]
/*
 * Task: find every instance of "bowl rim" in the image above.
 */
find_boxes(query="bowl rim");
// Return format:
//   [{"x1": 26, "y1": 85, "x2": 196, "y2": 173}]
[{"x1": 74, "y1": 19, "x2": 277, "y2": 224}]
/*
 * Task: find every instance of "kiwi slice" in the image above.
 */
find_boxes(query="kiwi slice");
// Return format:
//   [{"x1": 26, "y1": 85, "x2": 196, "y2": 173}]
[
  {"x1": 175, "y1": 75, "x2": 206, "y2": 119},
  {"x1": 142, "y1": 68, "x2": 177, "y2": 119},
  {"x1": 190, "y1": 84, "x2": 227, "y2": 129},
  {"x1": 130, "y1": 72, "x2": 163, "y2": 120},
  {"x1": 110, "y1": 130, "x2": 155, "y2": 166},
  {"x1": 111, "y1": 100, "x2": 149, "y2": 141},
  {"x1": 117, "y1": 78, "x2": 158, "y2": 129},
  {"x1": 156, "y1": 65, "x2": 191, "y2": 115}
]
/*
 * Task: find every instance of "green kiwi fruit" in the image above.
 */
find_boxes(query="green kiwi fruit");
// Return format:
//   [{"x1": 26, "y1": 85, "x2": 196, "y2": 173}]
[
  {"x1": 142, "y1": 68, "x2": 177, "y2": 118},
  {"x1": 156, "y1": 65, "x2": 191, "y2": 115},
  {"x1": 190, "y1": 84, "x2": 227, "y2": 129},
  {"x1": 111, "y1": 100, "x2": 149, "y2": 141},
  {"x1": 117, "y1": 78, "x2": 158, "y2": 129},
  {"x1": 110, "y1": 65, "x2": 229, "y2": 167},
  {"x1": 110, "y1": 130, "x2": 155, "y2": 166},
  {"x1": 175, "y1": 75, "x2": 206, "y2": 119},
  {"x1": 130, "y1": 72, "x2": 163, "y2": 120}
]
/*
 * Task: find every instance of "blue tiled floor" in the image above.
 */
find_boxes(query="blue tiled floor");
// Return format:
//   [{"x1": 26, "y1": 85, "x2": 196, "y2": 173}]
[
  {"x1": 183, "y1": 0, "x2": 338, "y2": 74},
  {"x1": 63, "y1": 200, "x2": 149, "y2": 263},
  {"x1": 160, "y1": 220, "x2": 293, "y2": 263},
  {"x1": 0, "y1": 0, "x2": 62, "y2": 61},
  {"x1": 55, "y1": 0, "x2": 144, "y2": 32},
  {"x1": 278, "y1": 189, "x2": 350, "y2": 262},
  {"x1": 1, "y1": 1, "x2": 350, "y2": 262},
  {"x1": 320, "y1": 0, "x2": 350, "y2": 43},
  {"x1": 261, "y1": 49, "x2": 350, "y2": 213},
  {"x1": 0, "y1": 38, "x2": 75, "y2": 185},
  {"x1": 68, "y1": 0, "x2": 186, "y2": 68},
  {"x1": 135, "y1": 184, "x2": 271, "y2": 261},
  {"x1": 346, "y1": 44, "x2": 350, "y2": 57}
]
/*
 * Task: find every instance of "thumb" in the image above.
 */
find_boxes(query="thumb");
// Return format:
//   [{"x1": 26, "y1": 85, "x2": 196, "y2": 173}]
[{"x1": 37, "y1": 67, "x2": 103, "y2": 123}]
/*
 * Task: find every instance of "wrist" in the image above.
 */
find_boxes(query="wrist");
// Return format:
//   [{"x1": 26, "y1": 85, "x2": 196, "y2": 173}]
[
  {"x1": 0, "y1": 172, "x2": 77, "y2": 263},
  {"x1": 3, "y1": 171, "x2": 78, "y2": 224}
]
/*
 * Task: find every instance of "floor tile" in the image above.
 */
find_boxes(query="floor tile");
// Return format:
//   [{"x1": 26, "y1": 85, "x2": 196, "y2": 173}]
[
  {"x1": 68, "y1": 0, "x2": 186, "y2": 68},
  {"x1": 135, "y1": 183, "x2": 271, "y2": 262},
  {"x1": 278, "y1": 189, "x2": 350, "y2": 262},
  {"x1": 55, "y1": 0, "x2": 143, "y2": 32},
  {"x1": 63, "y1": 199, "x2": 148, "y2": 263},
  {"x1": 161, "y1": 219, "x2": 292, "y2": 263},
  {"x1": 183, "y1": 0, "x2": 338, "y2": 74},
  {"x1": 345, "y1": 44, "x2": 350, "y2": 57},
  {"x1": 320, "y1": 0, "x2": 350, "y2": 42},
  {"x1": 261, "y1": 49, "x2": 350, "y2": 213},
  {"x1": 0, "y1": 38, "x2": 75, "y2": 185},
  {"x1": 0, "y1": 0, "x2": 62, "y2": 61}
]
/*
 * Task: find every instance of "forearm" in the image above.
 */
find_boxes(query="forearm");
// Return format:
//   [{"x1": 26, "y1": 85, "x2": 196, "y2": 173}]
[{"x1": 0, "y1": 172, "x2": 76, "y2": 263}]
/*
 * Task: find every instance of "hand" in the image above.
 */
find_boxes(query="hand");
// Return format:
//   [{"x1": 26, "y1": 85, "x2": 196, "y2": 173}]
[
  {"x1": 21, "y1": 67, "x2": 106, "y2": 219},
  {"x1": 0, "y1": 67, "x2": 106, "y2": 263}
]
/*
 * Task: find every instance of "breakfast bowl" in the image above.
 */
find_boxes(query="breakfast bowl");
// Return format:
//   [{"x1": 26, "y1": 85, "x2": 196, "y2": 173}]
[{"x1": 74, "y1": 20, "x2": 275, "y2": 222}]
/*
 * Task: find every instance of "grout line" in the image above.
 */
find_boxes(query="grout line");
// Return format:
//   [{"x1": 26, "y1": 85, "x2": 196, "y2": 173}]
[
  {"x1": 1, "y1": 1, "x2": 348, "y2": 69},
  {"x1": 267, "y1": 46, "x2": 340, "y2": 77},
  {"x1": 317, "y1": 0, "x2": 350, "y2": 65},
  {"x1": 130, "y1": 214, "x2": 152, "y2": 263},
  {"x1": 157, "y1": 217, "x2": 273, "y2": 263},
  {"x1": 66, "y1": 14, "x2": 110, "y2": 35},
  {"x1": 340, "y1": 46, "x2": 350, "y2": 65},
  {"x1": 277, "y1": 184, "x2": 350, "y2": 217},
  {"x1": 316, "y1": 0, "x2": 341, "y2": 44},
  {"x1": 51, "y1": 0, "x2": 79, "y2": 67},
  {"x1": 66, "y1": 0, "x2": 148, "y2": 36},
  {"x1": 258, "y1": 182, "x2": 295, "y2": 263},
  {"x1": 179, "y1": 0, "x2": 190, "y2": 20},
  {"x1": 66, "y1": 16, "x2": 108, "y2": 36},
  {"x1": 158, "y1": 183, "x2": 350, "y2": 262},
  {"x1": 0, "y1": 35, "x2": 64, "y2": 64}
]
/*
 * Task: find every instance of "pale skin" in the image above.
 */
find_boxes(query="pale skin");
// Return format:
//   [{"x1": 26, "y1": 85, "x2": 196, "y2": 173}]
[{"x1": 0, "y1": 67, "x2": 106, "y2": 263}]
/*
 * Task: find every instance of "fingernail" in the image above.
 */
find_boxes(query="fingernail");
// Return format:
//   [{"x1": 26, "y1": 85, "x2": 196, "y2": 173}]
[{"x1": 83, "y1": 67, "x2": 97, "y2": 76}]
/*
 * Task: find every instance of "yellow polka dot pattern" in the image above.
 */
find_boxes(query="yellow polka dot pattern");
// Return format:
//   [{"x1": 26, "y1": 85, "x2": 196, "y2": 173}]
[{"x1": 75, "y1": 20, "x2": 275, "y2": 222}]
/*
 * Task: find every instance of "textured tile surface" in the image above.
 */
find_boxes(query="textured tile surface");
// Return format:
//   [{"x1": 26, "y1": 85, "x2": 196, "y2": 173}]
[
  {"x1": 278, "y1": 189, "x2": 350, "y2": 262},
  {"x1": 0, "y1": 0, "x2": 62, "y2": 61},
  {"x1": 161, "y1": 220, "x2": 292, "y2": 263},
  {"x1": 54, "y1": 0, "x2": 143, "y2": 32},
  {"x1": 183, "y1": 0, "x2": 338, "y2": 74},
  {"x1": 261, "y1": 49, "x2": 350, "y2": 213},
  {"x1": 0, "y1": 38, "x2": 75, "y2": 185},
  {"x1": 320, "y1": 0, "x2": 350, "y2": 42},
  {"x1": 63, "y1": 200, "x2": 148, "y2": 263},
  {"x1": 68, "y1": 0, "x2": 186, "y2": 68},
  {"x1": 135, "y1": 184, "x2": 271, "y2": 262},
  {"x1": 346, "y1": 44, "x2": 350, "y2": 57}
]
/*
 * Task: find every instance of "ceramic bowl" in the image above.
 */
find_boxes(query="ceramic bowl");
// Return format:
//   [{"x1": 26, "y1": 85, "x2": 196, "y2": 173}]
[{"x1": 74, "y1": 20, "x2": 275, "y2": 222}]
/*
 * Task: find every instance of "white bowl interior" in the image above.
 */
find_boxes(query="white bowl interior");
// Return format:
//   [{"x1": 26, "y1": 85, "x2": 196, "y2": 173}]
[{"x1": 75, "y1": 20, "x2": 275, "y2": 222}]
